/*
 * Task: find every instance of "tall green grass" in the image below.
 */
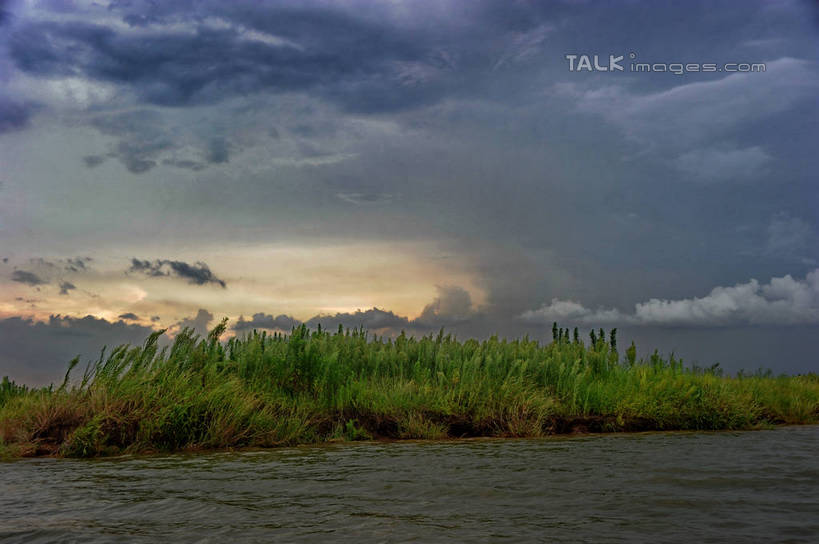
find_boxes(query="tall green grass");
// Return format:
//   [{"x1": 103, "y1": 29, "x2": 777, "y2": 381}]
[{"x1": 1, "y1": 321, "x2": 817, "y2": 458}]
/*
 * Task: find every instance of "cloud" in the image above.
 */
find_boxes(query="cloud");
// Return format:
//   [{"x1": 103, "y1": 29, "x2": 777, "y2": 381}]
[
  {"x1": 5, "y1": 9, "x2": 429, "y2": 112},
  {"x1": 64, "y1": 257, "x2": 93, "y2": 272},
  {"x1": 521, "y1": 269, "x2": 819, "y2": 327},
  {"x1": 305, "y1": 308, "x2": 410, "y2": 332},
  {"x1": 560, "y1": 58, "x2": 819, "y2": 150},
  {"x1": 206, "y1": 137, "x2": 230, "y2": 164},
  {"x1": 82, "y1": 154, "x2": 107, "y2": 168},
  {"x1": 118, "y1": 312, "x2": 140, "y2": 321},
  {"x1": 11, "y1": 270, "x2": 48, "y2": 286},
  {"x1": 0, "y1": 97, "x2": 36, "y2": 133},
  {"x1": 335, "y1": 192, "x2": 399, "y2": 205},
  {"x1": 234, "y1": 286, "x2": 480, "y2": 334},
  {"x1": 0, "y1": 315, "x2": 157, "y2": 385},
  {"x1": 520, "y1": 299, "x2": 626, "y2": 325},
  {"x1": 764, "y1": 212, "x2": 814, "y2": 260},
  {"x1": 415, "y1": 285, "x2": 476, "y2": 327},
  {"x1": 129, "y1": 258, "x2": 227, "y2": 287},
  {"x1": 233, "y1": 313, "x2": 300, "y2": 332},
  {"x1": 58, "y1": 281, "x2": 76, "y2": 295},
  {"x1": 674, "y1": 146, "x2": 772, "y2": 183},
  {"x1": 174, "y1": 308, "x2": 214, "y2": 337}
]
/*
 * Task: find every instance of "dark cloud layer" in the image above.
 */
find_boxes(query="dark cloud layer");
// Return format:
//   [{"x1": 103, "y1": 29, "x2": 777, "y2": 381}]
[
  {"x1": 129, "y1": 258, "x2": 226, "y2": 288},
  {"x1": 0, "y1": 315, "x2": 156, "y2": 385}
]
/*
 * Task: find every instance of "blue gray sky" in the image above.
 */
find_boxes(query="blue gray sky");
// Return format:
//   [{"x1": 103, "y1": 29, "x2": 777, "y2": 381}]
[{"x1": 1, "y1": 0, "x2": 818, "y2": 384}]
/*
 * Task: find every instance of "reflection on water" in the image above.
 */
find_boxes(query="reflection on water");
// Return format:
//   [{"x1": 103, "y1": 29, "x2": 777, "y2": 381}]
[{"x1": 2, "y1": 426, "x2": 817, "y2": 543}]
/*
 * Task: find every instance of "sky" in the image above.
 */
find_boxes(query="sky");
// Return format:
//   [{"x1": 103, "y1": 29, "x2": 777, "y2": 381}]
[{"x1": 0, "y1": 0, "x2": 818, "y2": 384}]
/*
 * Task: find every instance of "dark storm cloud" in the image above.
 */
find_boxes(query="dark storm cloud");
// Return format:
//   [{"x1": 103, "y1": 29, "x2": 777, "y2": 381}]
[
  {"x1": 58, "y1": 281, "x2": 76, "y2": 295},
  {"x1": 118, "y1": 312, "x2": 139, "y2": 321},
  {"x1": 233, "y1": 313, "x2": 301, "y2": 332},
  {"x1": 129, "y1": 258, "x2": 226, "y2": 288},
  {"x1": 0, "y1": 315, "x2": 157, "y2": 385},
  {"x1": 5, "y1": 11, "x2": 428, "y2": 111},
  {"x1": 11, "y1": 270, "x2": 47, "y2": 286}
]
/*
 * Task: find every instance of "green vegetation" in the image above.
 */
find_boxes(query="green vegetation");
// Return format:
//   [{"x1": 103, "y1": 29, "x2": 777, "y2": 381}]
[{"x1": 1, "y1": 320, "x2": 817, "y2": 458}]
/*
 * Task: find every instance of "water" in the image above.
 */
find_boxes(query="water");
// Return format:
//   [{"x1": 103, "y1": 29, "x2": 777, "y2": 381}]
[{"x1": 1, "y1": 426, "x2": 817, "y2": 543}]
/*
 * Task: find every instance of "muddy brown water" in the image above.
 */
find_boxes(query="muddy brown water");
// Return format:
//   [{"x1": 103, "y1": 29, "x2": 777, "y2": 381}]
[{"x1": 1, "y1": 426, "x2": 817, "y2": 543}]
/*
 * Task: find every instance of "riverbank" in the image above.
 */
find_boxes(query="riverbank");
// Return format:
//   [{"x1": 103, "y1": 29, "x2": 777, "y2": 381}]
[{"x1": 1, "y1": 322, "x2": 817, "y2": 459}]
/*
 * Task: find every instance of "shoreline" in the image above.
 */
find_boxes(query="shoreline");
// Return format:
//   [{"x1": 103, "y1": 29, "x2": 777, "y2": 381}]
[{"x1": 4, "y1": 416, "x2": 815, "y2": 461}]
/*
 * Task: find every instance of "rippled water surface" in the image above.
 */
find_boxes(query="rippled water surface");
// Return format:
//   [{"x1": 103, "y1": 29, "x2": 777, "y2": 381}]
[{"x1": 2, "y1": 426, "x2": 818, "y2": 543}]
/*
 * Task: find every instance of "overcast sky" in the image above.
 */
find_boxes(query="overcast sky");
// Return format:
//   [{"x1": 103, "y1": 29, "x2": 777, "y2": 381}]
[{"x1": 1, "y1": 0, "x2": 818, "y2": 384}]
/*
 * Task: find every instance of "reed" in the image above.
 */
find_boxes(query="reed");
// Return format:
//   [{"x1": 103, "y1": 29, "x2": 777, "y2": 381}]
[{"x1": 1, "y1": 320, "x2": 817, "y2": 458}]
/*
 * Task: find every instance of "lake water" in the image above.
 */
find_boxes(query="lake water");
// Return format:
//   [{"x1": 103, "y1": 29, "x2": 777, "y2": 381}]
[{"x1": 2, "y1": 426, "x2": 817, "y2": 543}]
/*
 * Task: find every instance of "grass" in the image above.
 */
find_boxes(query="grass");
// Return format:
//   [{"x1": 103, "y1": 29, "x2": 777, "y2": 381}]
[{"x1": 0, "y1": 321, "x2": 817, "y2": 458}]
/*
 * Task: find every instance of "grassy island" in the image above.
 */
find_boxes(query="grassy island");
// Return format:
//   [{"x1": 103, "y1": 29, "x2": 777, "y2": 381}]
[{"x1": 1, "y1": 321, "x2": 817, "y2": 458}]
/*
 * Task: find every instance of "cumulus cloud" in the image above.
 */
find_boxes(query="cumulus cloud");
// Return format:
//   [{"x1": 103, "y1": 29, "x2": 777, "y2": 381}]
[
  {"x1": 118, "y1": 312, "x2": 139, "y2": 321},
  {"x1": 129, "y1": 258, "x2": 226, "y2": 287},
  {"x1": 174, "y1": 308, "x2": 214, "y2": 337},
  {"x1": 233, "y1": 313, "x2": 301, "y2": 332},
  {"x1": 415, "y1": 285, "x2": 476, "y2": 327},
  {"x1": 11, "y1": 270, "x2": 47, "y2": 286},
  {"x1": 522, "y1": 269, "x2": 819, "y2": 327}
]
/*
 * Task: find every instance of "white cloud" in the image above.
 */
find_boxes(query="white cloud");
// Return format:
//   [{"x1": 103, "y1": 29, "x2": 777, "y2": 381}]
[
  {"x1": 521, "y1": 269, "x2": 819, "y2": 327},
  {"x1": 674, "y1": 146, "x2": 772, "y2": 183},
  {"x1": 520, "y1": 298, "x2": 626, "y2": 325}
]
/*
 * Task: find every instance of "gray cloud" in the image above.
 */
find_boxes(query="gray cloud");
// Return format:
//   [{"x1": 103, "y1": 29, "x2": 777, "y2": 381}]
[
  {"x1": 129, "y1": 258, "x2": 227, "y2": 288},
  {"x1": 64, "y1": 257, "x2": 92, "y2": 272},
  {"x1": 233, "y1": 313, "x2": 300, "y2": 332},
  {"x1": 764, "y1": 213, "x2": 815, "y2": 261},
  {"x1": 175, "y1": 308, "x2": 214, "y2": 337},
  {"x1": 415, "y1": 285, "x2": 476, "y2": 327},
  {"x1": 11, "y1": 270, "x2": 47, "y2": 286},
  {"x1": 0, "y1": 97, "x2": 34, "y2": 133},
  {"x1": 0, "y1": 315, "x2": 156, "y2": 385},
  {"x1": 58, "y1": 281, "x2": 76, "y2": 295},
  {"x1": 118, "y1": 312, "x2": 140, "y2": 321},
  {"x1": 674, "y1": 146, "x2": 772, "y2": 184},
  {"x1": 305, "y1": 308, "x2": 410, "y2": 332},
  {"x1": 82, "y1": 154, "x2": 107, "y2": 168}
]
